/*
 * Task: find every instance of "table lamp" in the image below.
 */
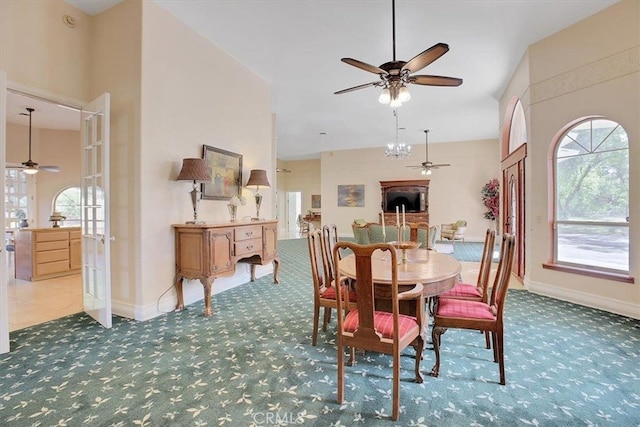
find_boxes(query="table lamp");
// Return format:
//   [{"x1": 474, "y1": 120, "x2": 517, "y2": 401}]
[
  {"x1": 176, "y1": 158, "x2": 211, "y2": 224},
  {"x1": 245, "y1": 169, "x2": 270, "y2": 220}
]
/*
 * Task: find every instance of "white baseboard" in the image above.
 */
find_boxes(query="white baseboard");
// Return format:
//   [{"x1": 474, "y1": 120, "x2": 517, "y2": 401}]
[
  {"x1": 524, "y1": 276, "x2": 640, "y2": 320},
  {"x1": 113, "y1": 263, "x2": 274, "y2": 321}
]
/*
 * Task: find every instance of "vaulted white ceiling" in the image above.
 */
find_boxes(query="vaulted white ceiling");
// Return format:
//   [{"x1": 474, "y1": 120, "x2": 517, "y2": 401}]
[{"x1": 18, "y1": 0, "x2": 617, "y2": 161}]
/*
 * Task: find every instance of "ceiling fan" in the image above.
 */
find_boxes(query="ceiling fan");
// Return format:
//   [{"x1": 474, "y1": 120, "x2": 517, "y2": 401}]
[
  {"x1": 7, "y1": 107, "x2": 61, "y2": 174},
  {"x1": 406, "y1": 130, "x2": 450, "y2": 175},
  {"x1": 276, "y1": 168, "x2": 292, "y2": 173},
  {"x1": 334, "y1": 0, "x2": 462, "y2": 108}
]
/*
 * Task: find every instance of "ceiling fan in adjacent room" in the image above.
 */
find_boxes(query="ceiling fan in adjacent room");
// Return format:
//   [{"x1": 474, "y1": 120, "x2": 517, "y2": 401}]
[
  {"x1": 406, "y1": 129, "x2": 450, "y2": 175},
  {"x1": 7, "y1": 107, "x2": 61, "y2": 174},
  {"x1": 334, "y1": 0, "x2": 462, "y2": 107},
  {"x1": 276, "y1": 168, "x2": 292, "y2": 173}
]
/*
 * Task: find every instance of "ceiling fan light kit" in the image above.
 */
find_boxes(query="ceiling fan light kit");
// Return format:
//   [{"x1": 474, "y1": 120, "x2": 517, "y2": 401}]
[{"x1": 335, "y1": 0, "x2": 462, "y2": 107}]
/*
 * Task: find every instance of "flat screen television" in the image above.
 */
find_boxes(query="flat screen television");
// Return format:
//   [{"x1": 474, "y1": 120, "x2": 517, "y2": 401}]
[{"x1": 385, "y1": 191, "x2": 426, "y2": 213}]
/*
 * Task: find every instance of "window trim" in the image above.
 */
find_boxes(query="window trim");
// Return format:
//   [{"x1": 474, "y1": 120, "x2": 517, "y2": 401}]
[{"x1": 547, "y1": 116, "x2": 631, "y2": 278}]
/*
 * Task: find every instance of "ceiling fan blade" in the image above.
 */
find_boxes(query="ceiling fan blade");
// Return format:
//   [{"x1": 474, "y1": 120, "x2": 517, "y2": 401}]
[
  {"x1": 341, "y1": 58, "x2": 388, "y2": 75},
  {"x1": 405, "y1": 165, "x2": 423, "y2": 169},
  {"x1": 402, "y1": 43, "x2": 449, "y2": 74},
  {"x1": 431, "y1": 163, "x2": 451, "y2": 168},
  {"x1": 334, "y1": 81, "x2": 380, "y2": 95},
  {"x1": 40, "y1": 165, "x2": 61, "y2": 172},
  {"x1": 410, "y1": 75, "x2": 463, "y2": 86}
]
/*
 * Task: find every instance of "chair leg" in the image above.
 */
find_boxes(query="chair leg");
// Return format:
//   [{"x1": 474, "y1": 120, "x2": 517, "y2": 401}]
[
  {"x1": 430, "y1": 326, "x2": 446, "y2": 377},
  {"x1": 412, "y1": 337, "x2": 424, "y2": 384},
  {"x1": 337, "y1": 339, "x2": 344, "y2": 404},
  {"x1": 497, "y1": 329, "x2": 506, "y2": 385},
  {"x1": 392, "y1": 352, "x2": 400, "y2": 421},
  {"x1": 312, "y1": 304, "x2": 320, "y2": 346},
  {"x1": 484, "y1": 331, "x2": 491, "y2": 349},
  {"x1": 491, "y1": 331, "x2": 498, "y2": 362},
  {"x1": 322, "y1": 307, "x2": 331, "y2": 331}
]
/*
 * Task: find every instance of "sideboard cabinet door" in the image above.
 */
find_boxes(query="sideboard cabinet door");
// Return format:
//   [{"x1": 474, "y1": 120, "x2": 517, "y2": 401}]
[
  {"x1": 209, "y1": 228, "x2": 234, "y2": 274},
  {"x1": 262, "y1": 223, "x2": 278, "y2": 261}
]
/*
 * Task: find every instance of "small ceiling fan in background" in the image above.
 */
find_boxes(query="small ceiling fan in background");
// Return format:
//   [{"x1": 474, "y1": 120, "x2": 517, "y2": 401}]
[
  {"x1": 276, "y1": 168, "x2": 292, "y2": 173},
  {"x1": 334, "y1": 0, "x2": 462, "y2": 107},
  {"x1": 7, "y1": 107, "x2": 61, "y2": 174},
  {"x1": 406, "y1": 129, "x2": 450, "y2": 175}
]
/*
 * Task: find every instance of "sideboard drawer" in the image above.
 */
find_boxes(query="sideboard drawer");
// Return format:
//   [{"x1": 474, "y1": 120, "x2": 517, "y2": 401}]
[
  {"x1": 36, "y1": 248, "x2": 69, "y2": 264},
  {"x1": 235, "y1": 237, "x2": 262, "y2": 257},
  {"x1": 36, "y1": 260, "x2": 69, "y2": 276},
  {"x1": 37, "y1": 240, "x2": 68, "y2": 251},
  {"x1": 35, "y1": 231, "x2": 69, "y2": 242},
  {"x1": 235, "y1": 225, "x2": 262, "y2": 241}
]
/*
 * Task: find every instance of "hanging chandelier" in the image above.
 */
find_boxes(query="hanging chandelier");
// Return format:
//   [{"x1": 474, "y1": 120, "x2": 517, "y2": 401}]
[{"x1": 385, "y1": 109, "x2": 411, "y2": 159}]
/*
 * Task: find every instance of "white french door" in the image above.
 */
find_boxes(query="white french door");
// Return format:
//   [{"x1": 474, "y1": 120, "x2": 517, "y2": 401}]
[
  {"x1": 0, "y1": 71, "x2": 8, "y2": 354},
  {"x1": 81, "y1": 93, "x2": 112, "y2": 328}
]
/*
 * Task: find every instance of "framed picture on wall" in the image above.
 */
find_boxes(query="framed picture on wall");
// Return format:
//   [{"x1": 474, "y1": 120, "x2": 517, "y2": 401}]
[
  {"x1": 337, "y1": 185, "x2": 365, "y2": 207},
  {"x1": 311, "y1": 194, "x2": 321, "y2": 209},
  {"x1": 201, "y1": 145, "x2": 243, "y2": 200}
]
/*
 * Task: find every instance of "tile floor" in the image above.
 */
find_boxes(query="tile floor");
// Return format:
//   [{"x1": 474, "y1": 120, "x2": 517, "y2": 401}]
[{"x1": 8, "y1": 230, "x2": 522, "y2": 332}]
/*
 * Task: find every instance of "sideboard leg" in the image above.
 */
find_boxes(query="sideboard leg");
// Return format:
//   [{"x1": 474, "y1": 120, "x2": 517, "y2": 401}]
[
  {"x1": 273, "y1": 257, "x2": 280, "y2": 284},
  {"x1": 200, "y1": 277, "x2": 215, "y2": 317},
  {"x1": 174, "y1": 274, "x2": 185, "y2": 312},
  {"x1": 250, "y1": 264, "x2": 257, "y2": 282}
]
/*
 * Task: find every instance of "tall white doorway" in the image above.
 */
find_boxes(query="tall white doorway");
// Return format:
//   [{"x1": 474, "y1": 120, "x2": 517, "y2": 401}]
[{"x1": 286, "y1": 191, "x2": 301, "y2": 235}]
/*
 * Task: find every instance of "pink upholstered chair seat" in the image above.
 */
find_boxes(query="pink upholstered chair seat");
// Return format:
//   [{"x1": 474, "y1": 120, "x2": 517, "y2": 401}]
[
  {"x1": 437, "y1": 297, "x2": 496, "y2": 320},
  {"x1": 343, "y1": 309, "x2": 419, "y2": 339},
  {"x1": 321, "y1": 286, "x2": 357, "y2": 302},
  {"x1": 439, "y1": 283, "x2": 482, "y2": 300}
]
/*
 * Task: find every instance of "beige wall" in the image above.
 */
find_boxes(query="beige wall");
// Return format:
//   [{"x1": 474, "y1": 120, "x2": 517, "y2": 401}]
[
  {"x1": 280, "y1": 138, "x2": 500, "y2": 240},
  {"x1": 6, "y1": 123, "x2": 81, "y2": 228},
  {"x1": 0, "y1": 0, "x2": 91, "y2": 102},
  {"x1": 2, "y1": 0, "x2": 275, "y2": 321},
  {"x1": 501, "y1": 0, "x2": 639, "y2": 318},
  {"x1": 276, "y1": 159, "x2": 321, "y2": 234},
  {"x1": 137, "y1": 2, "x2": 274, "y2": 315}
]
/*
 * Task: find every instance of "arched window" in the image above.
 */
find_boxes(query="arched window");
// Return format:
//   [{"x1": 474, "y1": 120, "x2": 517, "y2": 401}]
[
  {"x1": 552, "y1": 118, "x2": 629, "y2": 274},
  {"x1": 508, "y1": 99, "x2": 527, "y2": 153},
  {"x1": 52, "y1": 187, "x2": 81, "y2": 227}
]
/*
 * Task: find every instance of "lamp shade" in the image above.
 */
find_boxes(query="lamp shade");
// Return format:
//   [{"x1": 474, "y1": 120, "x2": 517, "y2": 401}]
[
  {"x1": 245, "y1": 169, "x2": 270, "y2": 188},
  {"x1": 177, "y1": 158, "x2": 211, "y2": 182}
]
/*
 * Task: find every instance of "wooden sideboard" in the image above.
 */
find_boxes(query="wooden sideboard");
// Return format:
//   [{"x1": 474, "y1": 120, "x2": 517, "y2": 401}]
[
  {"x1": 15, "y1": 227, "x2": 82, "y2": 281},
  {"x1": 172, "y1": 220, "x2": 280, "y2": 316}
]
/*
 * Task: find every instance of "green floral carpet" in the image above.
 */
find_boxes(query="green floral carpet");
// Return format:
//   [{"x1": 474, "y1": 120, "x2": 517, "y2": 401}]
[{"x1": 1, "y1": 238, "x2": 638, "y2": 426}]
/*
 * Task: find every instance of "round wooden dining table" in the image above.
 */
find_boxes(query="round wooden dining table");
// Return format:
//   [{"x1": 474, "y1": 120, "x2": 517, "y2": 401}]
[{"x1": 339, "y1": 248, "x2": 461, "y2": 298}]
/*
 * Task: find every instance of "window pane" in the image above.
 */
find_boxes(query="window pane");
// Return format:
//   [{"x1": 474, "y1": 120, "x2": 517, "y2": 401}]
[
  {"x1": 556, "y1": 149, "x2": 629, "y2": 221},
  {"x1": 557, "y1": 223, "x2": 629, "y2": 272}
]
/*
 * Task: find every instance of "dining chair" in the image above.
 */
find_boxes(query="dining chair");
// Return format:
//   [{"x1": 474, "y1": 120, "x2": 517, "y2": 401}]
[
  {"x1": 333, "y1": 241, "x2": 425, "y2": 421},
  {"x1": 308, "y1": 229, "x2": 356, "y2": 346},
  {"x1": 321, "y1": 224, "x2": 339, "y2": 287},
  {"x1": 298, "y1": 214, "x2": 310, "y2": 234},
  {"x1": 437, "y1": 228, "x2": 496, "y2": 347},
  {"x1": 411, "y1": 222, "x2": 432, "y2": 249},
  {"x1": 430, "y1": 233, "x2": 515, "y2": 385}
]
